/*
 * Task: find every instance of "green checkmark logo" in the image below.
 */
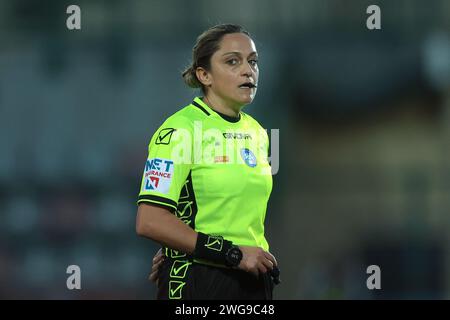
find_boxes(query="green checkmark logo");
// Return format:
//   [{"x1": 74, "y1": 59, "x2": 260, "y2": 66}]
[
  {"x1": 155, "y1": 128, "x2": 176, "y2": 145},
  {"x1": 170, "y1": 249, "x2": 186, "y2": 259},
  {"x1": 169, "y1": 280, "x2": 186, "y2": 299},
  {"x1": 182, "y1": 218, "x2": 192, "y2": 226},
  {"x1": 178, "y1": 180, "x2": 191, "y2": 200},
  {"x1": 170, "y1": 260, "x2": 191, "y2": 278},
  {"x1": 205, "y1": 236, "x2": 223, "y2": 251},
  {"x1": 176, "y1": 201, "x2": 193, "y2": 218}
]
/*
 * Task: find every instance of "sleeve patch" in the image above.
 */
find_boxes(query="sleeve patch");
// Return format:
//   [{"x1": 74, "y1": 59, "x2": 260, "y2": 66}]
[{"x1": 142, "y1": 158, "x2": 174, "y2": 194}]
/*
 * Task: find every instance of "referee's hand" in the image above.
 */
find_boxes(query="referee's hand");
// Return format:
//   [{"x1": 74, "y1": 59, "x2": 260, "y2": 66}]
[
  {"x1": 148, "y1": 248, "x2": 165, "y2": 286},
  {"x1": 237, "y1": 246, "x2": 278, "y2": 278}
]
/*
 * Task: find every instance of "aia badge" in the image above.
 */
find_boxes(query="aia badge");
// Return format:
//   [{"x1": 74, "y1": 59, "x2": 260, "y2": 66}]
[
  {"x1": 143, "y1": 158, "x2": 174, "y2": 193},
  {"x1": 240, "y1": 148, "x2": 257, "y2": 168},
  {"x1": 155, "y1": 128, "x2": 176, "y2": 145}
]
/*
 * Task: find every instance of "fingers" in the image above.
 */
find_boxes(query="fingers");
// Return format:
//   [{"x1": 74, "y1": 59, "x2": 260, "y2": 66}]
[
  {"x1": 149, "y1": 248, "x2": 166, "y2": 283},
  {"x1": 256, "y1": 262, "x2": 267, "y2": 275},
  {"x1": 249, "y1": 265, "x2": 263, "y2": 277},
  {"x1": 261, "y1": 258, "x2": 273, "y2": 272},
  {"x1": 152, "y1": 259, "x2": 164, "y2": 272},
  {"x1": 153, "y1": 248, "x2": 165, "y2": 263},
  {"x1": 239, "y1": 246, "x2": 279, "y2": 278},
  {"x1": 149, "y1": 270, "x2": 158, "y2": 282},
  {"x1": 153, "y1": 253, "x2": 164, "y2": 265},
  {"x1": 263, "y1": 251, "x2": 277, "y2": 267},
  {"x1": 245, "y1": 260, "x2": 264, "y2": 277},
  {"x1": 154, "y1": 248, "x2": 162, "y2": 259},
  {"x1": 149, "y1": 260, "x2": 163, "y2": 282},
  {"x1": 257, "y1": 251, "x2": 278, "y2": 276},
  {"x1": 252, "y1": 261, "x2": 273, "y2": 277}
]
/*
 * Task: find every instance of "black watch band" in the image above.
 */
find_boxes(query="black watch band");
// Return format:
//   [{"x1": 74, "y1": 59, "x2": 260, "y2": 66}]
[{"x1": 193, "y1": 232, "x2": 233, "y2": 265}]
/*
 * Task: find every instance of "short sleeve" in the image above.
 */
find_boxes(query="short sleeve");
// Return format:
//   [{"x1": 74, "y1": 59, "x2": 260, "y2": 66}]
[{"x1": 137, "y1": 116, "x2": 193, "y2": 212}]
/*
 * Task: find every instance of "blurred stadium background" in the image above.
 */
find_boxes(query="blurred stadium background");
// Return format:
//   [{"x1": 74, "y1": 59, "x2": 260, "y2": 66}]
[{"x1": 0, "y1": 0, "x2": 449, "y2": 299}]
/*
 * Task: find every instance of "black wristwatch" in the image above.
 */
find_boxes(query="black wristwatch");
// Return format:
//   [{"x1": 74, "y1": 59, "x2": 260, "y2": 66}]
[{"x1": 225, "y1": 246, "x2": 243, "y2": 267}]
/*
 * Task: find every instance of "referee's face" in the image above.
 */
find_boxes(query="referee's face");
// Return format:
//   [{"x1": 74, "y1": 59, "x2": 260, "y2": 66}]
[{"x1": 207, "y1": 33, "x2": 259, "y2": 108}]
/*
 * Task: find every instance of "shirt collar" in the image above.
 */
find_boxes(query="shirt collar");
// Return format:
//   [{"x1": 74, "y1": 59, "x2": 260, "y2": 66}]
[{"x1": 193, "y1": 97, "x2": 241, "y2": 123}]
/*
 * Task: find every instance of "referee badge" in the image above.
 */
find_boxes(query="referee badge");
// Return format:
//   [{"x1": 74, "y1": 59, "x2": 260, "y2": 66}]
[{"x1": 240, "y1": 148, "x2": 257, "y2": 167}]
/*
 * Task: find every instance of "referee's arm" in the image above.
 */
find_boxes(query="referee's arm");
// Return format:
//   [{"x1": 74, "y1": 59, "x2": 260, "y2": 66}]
[
  {"x1": 136, "y1": 203, "x2": 278, "y2": 277},
  {"x1": 136, "y1": 203, "x2": 197, "y2": 255}
]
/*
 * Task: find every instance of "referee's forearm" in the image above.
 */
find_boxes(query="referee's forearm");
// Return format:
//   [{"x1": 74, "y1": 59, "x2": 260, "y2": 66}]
[{"x1": 136, "y1": 203, "x2": 197, "y2": 255}]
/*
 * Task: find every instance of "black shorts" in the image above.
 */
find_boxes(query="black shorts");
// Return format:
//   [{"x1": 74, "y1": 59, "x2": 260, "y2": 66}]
[{"x1": 157, "y1": 258, "x2": 274, "y2": 300}]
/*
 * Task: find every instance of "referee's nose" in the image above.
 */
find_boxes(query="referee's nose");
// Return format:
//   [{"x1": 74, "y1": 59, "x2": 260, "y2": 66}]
[{"x1": 241, "y1": 61, "x2": 255, "y2": 79}]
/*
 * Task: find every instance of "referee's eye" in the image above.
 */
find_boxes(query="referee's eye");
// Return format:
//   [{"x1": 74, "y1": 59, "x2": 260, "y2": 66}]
[
  {"x1": 226, "y1": 58, "x2": 239, "y2": 66},
  {"x1": 248, "y1": 59, "x2": 258, "y2": 67}
]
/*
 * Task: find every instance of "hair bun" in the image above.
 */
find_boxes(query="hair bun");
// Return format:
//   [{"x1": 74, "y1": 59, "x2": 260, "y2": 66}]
[{"x1": 182, "y1": 66, "x2": 201, "y2": 88}]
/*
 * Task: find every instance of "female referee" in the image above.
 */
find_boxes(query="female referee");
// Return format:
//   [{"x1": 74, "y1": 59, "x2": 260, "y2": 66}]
[{"x1": 136, "y1": 24, "x2": 279, "y2": 300}]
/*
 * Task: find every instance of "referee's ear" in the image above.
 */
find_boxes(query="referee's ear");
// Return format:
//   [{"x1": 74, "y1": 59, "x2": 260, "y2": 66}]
[{"x1": 196, "y1": 67, "x2": 212, "y2": 88}]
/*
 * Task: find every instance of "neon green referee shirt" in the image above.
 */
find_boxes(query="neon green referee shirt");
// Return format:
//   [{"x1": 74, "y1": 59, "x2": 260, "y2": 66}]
[{"x1": 137, "y1": 97, "x2": 272, "y2": 253}]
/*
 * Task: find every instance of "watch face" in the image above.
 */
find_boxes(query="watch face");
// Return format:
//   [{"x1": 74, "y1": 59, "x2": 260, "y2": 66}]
[{"x1": 227, "y1": 247, "x2": 242, "y2": 266}]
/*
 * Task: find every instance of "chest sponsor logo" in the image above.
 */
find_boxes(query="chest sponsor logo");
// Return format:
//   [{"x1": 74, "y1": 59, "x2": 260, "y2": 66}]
[
  {"x1": 240, "y1": 148, "x2": 257, "y2": 167},
  {"x1": 223, "y1": 132, "x2": 252, "y2": 140},
  {"x1": 143, "y1": 158, "x2": 174, "y2": 193}
]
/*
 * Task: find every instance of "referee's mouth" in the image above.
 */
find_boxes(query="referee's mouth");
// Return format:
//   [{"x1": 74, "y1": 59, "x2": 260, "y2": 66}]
[{"x1": 238, "y1": 82, "x2": 257, "y2": 89}]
